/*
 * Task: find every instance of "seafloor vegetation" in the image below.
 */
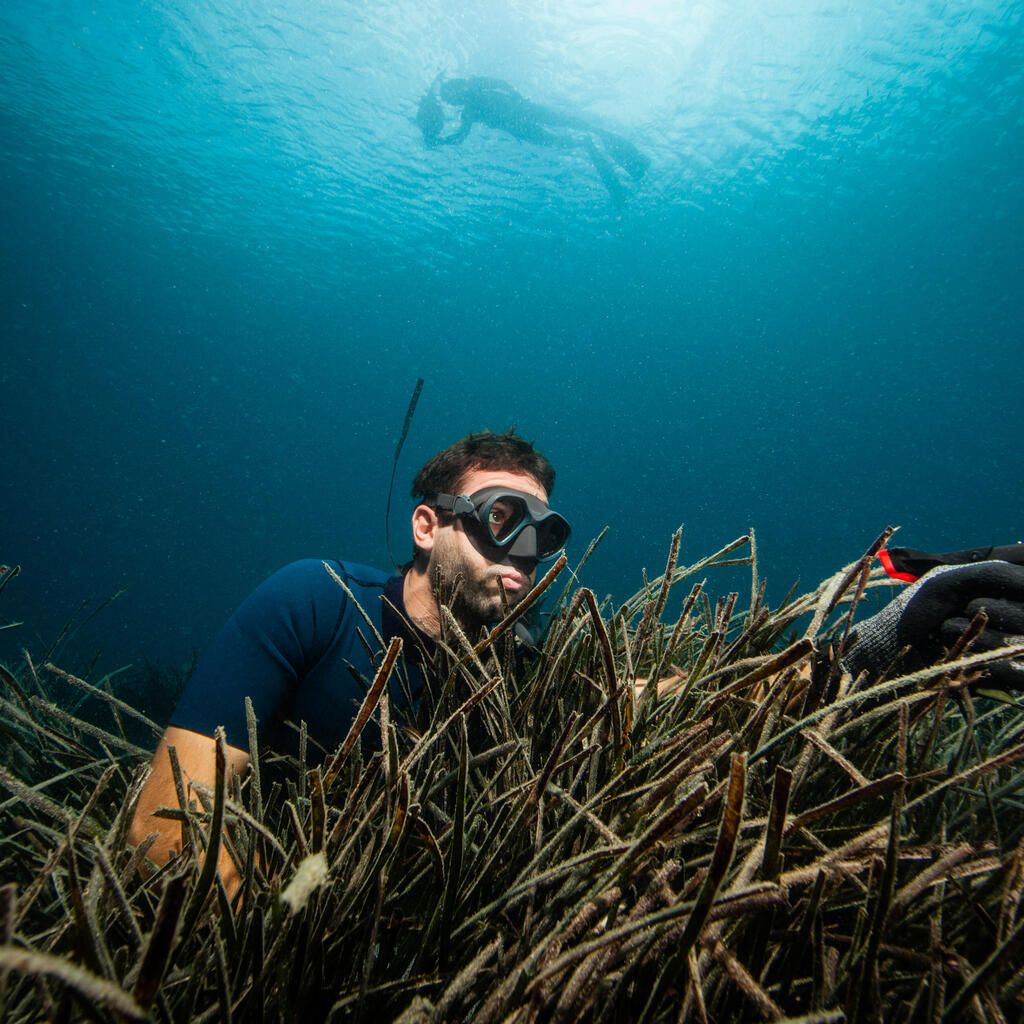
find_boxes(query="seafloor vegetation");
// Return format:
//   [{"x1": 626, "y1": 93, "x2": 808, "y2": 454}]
[{"x1": 2, "y1": 531, "x2": 1024, "y2": 1022}]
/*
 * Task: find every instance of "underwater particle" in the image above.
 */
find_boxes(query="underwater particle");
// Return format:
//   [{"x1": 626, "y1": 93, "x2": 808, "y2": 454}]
[{"x1": 279, "y1": 851, "x2": 329, "y2": 913}]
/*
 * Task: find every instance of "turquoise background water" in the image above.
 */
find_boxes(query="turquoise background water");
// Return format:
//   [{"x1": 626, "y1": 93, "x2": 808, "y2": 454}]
[{"x1": 2, "y1": 0, "x2": 1021, "y2": 670}]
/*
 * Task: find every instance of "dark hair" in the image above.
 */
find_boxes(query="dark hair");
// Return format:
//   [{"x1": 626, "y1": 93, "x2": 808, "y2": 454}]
[{"x1": 412, "y1": 429, "x2": 556, "y2": 501}]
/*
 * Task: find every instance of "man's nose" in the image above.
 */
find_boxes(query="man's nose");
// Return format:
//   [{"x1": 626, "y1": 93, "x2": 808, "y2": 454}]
[{"x1": 506, "y1": 524, "x2": 539, "y2": 562}]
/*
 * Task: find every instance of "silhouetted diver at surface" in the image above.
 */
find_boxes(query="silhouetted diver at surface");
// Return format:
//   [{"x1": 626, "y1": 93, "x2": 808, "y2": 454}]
[{"x1": 417, "y1": 75, "x2": 649, "y2": 205}]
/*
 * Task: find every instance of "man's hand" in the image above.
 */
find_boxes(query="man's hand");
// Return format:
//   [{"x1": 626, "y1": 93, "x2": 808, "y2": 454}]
[{"x1": 844, "y1": 561, "x2": 1024, "y2": 689}]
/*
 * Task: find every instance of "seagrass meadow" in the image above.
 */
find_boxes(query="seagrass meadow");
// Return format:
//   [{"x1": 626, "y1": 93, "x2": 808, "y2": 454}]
[{"x1": 2, "y1": 532, "x2": 1024, "y2": 1023}]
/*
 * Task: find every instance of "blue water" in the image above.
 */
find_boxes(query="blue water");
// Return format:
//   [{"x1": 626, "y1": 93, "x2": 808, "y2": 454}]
[{"x1": 2, "y1": 0, "x2": 1022, "y2": 671}]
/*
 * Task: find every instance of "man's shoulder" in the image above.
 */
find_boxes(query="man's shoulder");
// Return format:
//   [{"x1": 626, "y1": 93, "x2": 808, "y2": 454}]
[
  {"x1": 230, "y1": 559, "x2": 398, "y2": 656},
  {"x1": 329, "y1": 560, "x2": 394, "y2": 589},
  {"x1": 258, "y1": 559, "x2": 393, "y2": 605},
  {"x1": 262, "y1": 558, "x2": 389, "y2": 583}
]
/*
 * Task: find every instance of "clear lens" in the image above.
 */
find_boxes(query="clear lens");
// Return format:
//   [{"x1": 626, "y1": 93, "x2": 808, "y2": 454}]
[
  {"x1": 536, "y1": 517, "x2": 570, "y2": 557},
  {"x1": 465, "y1": 488, "x2": 570, "y2": 559},
  {"x1": 484, "y1": 495, "x2": 528, "y2": 543}
]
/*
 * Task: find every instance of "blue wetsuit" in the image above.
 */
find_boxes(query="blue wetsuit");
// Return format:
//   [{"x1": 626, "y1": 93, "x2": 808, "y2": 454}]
[{"x1": 170, "y1": 560, "x2": 429, "y2": 762}]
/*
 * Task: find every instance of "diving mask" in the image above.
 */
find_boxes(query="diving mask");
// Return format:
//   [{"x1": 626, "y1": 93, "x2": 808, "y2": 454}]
[{"x1": 429, "y1": 487, "x2": 571, "y2": 562}]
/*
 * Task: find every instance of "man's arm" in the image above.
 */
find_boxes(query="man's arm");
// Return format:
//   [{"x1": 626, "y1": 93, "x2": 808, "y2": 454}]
[
  {"x1": 127, "y1": 559, "x2": 361, "y2": 891},
  {"x1": 129, "y1": 725, "x2": 251, "y2": 892}
]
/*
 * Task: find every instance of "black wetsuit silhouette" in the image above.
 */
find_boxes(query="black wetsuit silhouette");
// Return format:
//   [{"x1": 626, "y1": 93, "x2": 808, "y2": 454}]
[{"x1": 417, "y1": 76, "x2": 649, "y2": 205}]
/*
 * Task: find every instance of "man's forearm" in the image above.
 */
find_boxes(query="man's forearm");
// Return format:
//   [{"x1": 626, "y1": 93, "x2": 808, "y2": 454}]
[{"x1": 129, "y1": 726, "x2": 251, "y2": 895}]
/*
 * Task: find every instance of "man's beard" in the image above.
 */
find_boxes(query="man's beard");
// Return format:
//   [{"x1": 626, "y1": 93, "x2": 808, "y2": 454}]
[{"x1": 429, "y1": 530, "x2": 517, "y2": 630}]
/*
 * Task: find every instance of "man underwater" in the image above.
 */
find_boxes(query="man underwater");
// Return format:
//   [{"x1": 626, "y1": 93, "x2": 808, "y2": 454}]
[
  {"x1": 129, "y1": 429, "x2": 1024, "y2": 890},
  {"x1": 129, "y1": 430, "x2": 570, "y2": 890},
  {"x1": 417, "y1": 75, "x2": 650, "y2": 206}
]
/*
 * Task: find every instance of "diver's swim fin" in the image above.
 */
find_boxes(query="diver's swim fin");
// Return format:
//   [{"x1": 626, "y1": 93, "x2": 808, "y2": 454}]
[
  {"x1": 584, "y1": 137, "x2": 627, "y2": 208},
  {"x1": 598, "y1": 132, "x2": 650, "y2": 181}
]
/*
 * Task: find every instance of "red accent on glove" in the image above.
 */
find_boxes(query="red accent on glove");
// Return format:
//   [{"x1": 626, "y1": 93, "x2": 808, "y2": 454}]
[{"x1": 879, "y1": 548, "x2": 919, "y2": 583}]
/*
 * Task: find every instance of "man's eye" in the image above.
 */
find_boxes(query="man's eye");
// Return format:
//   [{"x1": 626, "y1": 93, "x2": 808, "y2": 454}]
[{"x1": 488, "y1": 501, "x2": 515, "y2": 533}]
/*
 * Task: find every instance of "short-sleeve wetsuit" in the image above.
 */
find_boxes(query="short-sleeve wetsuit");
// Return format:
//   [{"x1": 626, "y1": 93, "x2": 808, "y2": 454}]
[{"x1": 169, "y1": 559, "x2": 429, "y2": 762}]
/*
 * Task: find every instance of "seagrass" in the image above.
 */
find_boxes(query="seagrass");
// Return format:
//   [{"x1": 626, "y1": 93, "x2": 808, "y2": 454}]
[{"x1": 1, "y1": 533, "x2": 1024, "y2": 1022}]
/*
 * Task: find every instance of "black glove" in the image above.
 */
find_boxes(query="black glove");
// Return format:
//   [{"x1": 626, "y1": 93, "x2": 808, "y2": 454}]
[{"x1": 843, "y1": 561, "x2": 1024, "y2": 690}]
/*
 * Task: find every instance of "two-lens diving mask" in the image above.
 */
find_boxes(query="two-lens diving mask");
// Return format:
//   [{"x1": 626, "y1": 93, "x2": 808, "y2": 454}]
[{"x1": 429, "y1": 487, "x2": 571, "y2": 562}]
